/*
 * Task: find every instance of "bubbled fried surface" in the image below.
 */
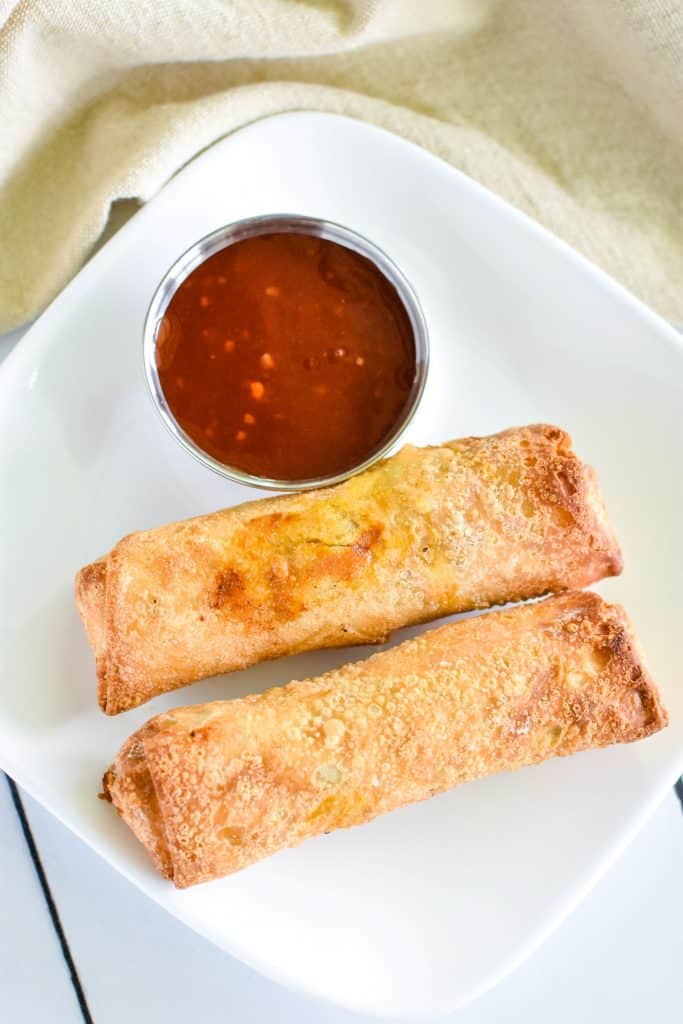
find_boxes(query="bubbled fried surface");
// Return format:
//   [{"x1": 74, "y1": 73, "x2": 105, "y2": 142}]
[
  {"x1": 103, "y1": 591, "x2": 666, "y2": 888},
  {"x1": 77, "y1": 424, "x2": 623, "y2": 715}
]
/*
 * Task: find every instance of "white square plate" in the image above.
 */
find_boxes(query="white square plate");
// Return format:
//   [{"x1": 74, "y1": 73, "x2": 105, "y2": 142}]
[{"x1": 0, "y1": 113, "x2": 681, "y2": 1020}]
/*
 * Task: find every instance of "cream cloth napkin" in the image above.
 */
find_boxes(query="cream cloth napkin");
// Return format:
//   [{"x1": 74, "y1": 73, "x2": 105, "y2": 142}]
[{"x1": 1, "y1": 0, "x2": 682, "y2": 331}]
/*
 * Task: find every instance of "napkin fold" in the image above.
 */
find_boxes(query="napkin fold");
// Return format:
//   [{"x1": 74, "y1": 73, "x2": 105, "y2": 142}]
[{"x1": 1, "y1": 0, "x2": 682, "y2": 331}]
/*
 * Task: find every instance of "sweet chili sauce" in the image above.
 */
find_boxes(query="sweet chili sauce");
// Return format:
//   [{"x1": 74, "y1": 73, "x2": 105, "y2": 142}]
[{"x1": 156, "y1": 232, "x2": 416, "y2": 482}]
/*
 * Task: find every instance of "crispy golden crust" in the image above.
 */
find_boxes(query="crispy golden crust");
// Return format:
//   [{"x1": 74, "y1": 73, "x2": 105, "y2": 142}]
[
  {"x1": 77, "y1": 424, "x2": 623, "y2": 714},
  {"x1": 103, "y1": 591, "x2": 666, "y2": 888},
  {"x1": 101, "y1": 725, "x2": 173, "y2": 880},
  {"x1": 75, "y1": 559, "x2": 108, "y2": 709}
]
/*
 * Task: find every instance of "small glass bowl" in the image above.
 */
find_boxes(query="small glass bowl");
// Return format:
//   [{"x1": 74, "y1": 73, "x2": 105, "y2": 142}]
[{"x1": 143, "y1": 214, "x2": 429, "y2": 491}]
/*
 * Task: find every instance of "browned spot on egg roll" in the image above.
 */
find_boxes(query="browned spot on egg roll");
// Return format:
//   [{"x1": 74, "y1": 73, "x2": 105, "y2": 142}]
[
  {"x1": 77, "y1": 424, "x2": 622, "y2": 714},
  {"x1": 103, "y1": 591, "x2": 666, "y2": 888}
]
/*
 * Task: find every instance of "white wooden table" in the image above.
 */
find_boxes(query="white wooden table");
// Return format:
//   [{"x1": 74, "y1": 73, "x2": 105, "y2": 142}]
[{"x1": 1, "y1": 324, "x2": 681, "y2": 1023}]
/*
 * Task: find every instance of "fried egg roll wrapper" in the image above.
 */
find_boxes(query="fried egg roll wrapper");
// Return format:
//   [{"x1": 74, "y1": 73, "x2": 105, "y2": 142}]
[
  {"x1": 77, "y1": 424, "x2": 622, "y2": 714},
  {"x1": 103, "y1": 592, "x2": 666, "y2": 888}
]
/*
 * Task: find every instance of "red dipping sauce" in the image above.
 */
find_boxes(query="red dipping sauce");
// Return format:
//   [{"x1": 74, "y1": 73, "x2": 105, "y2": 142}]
[{"x1": 155, "y1": 232, "x2": 417, "y2": 482}]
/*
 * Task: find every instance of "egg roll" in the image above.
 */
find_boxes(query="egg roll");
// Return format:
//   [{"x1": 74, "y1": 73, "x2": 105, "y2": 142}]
[
  {"x1": 77, "y1": 424, "x2": 622, "y2": 714},
  {"x1": 103, "y1": 591, "x2": 667, "y2": 888}
]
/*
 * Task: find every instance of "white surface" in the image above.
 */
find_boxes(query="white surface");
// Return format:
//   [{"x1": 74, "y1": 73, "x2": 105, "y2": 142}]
[
  {"x1": 0, "y1": 779, "x2": 80, "y2": 1023},
  {"x1": 0, "y1": 112, "x2": 681, "y2": 1019},
  {"x1": 2, "y1": 783, "x2": 681, "y2": 1023}
]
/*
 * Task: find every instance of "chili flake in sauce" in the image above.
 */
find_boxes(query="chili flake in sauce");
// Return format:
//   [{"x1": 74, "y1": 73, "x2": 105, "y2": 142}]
[{"x1": 156, "y1": 232, "x2": 416, "y2": 481}]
